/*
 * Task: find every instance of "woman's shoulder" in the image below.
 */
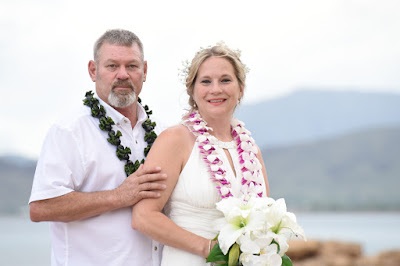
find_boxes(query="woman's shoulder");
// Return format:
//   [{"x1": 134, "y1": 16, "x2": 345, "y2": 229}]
[
  {"x1": 148, "y1": 124, "x2": 195, "y2": 167},
  {"x1": 155, "y1": 124, "x2": 195, "y2": 146}
]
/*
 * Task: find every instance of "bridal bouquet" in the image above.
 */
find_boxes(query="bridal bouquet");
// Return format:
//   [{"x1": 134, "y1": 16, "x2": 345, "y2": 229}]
[{"x1": 207, "y1": 196, "x2": 306, "y2": 266}]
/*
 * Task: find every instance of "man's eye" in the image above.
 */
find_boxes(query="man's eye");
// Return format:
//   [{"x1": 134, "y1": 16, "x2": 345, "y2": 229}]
[
  {"x1": 108, "y1": 64, "x2": 116, "y2": 68},
  {"x1": 128, "y1": 65, "x2": 137, "y2": 68}
]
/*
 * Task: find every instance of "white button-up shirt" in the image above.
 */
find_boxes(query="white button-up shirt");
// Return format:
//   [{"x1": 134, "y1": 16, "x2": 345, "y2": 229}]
[{"x1": 29, "y1": 95, "x2": 167, "y2": 266}]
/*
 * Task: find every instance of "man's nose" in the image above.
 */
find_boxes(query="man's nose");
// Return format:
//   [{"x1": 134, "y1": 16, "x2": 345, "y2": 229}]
[{"x1": 116, "y1": 66, "x2": 129, "y2": 79}]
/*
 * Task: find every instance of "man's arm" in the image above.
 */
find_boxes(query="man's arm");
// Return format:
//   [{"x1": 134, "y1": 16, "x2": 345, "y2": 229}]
[{"x1": 30, "y1": 165, "x2": 167, "y2": 222}]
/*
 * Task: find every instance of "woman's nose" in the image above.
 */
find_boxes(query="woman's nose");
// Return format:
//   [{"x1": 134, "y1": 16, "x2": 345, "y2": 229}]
[{"x1": 210, "y1": 82, "x2": 222, "y2": 93}]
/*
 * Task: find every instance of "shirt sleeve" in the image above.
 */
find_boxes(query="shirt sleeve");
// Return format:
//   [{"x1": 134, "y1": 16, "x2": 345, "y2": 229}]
[{"x1": 29, "y1": 123, "x2": 85, "y2": 203}]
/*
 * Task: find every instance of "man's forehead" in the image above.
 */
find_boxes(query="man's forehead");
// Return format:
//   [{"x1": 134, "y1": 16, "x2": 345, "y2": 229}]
[{"x1": 98, "y1": 43, "x2": 142, "y2": 60}]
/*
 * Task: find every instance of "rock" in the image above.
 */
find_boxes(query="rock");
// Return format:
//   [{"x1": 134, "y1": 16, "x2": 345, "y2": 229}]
[
  {"x1": 355, "y1": 256, "x2": 380, "y2": 266},
  {"x1": 320, "y1": 240, "x2": 362, "y2": 258},
  {"x1": 354, "y1": 251, "x2": 400, "y2": 266},
  {"x1": 291, "y1": 258, "x2": 326, "y2": 266},
  {"x1": 286, "y1": 239, "x2": 321, "y2": 260},
  {"x1": 376, "y1": 250, "x2": 400, "y2": 265},
  {"x1": 287, "y1": 239, "x2": 400, "y2": 266}
]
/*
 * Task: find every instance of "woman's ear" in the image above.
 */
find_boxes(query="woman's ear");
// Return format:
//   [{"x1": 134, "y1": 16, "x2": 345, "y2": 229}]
[{"x1": 239, "y1": 85, "x2": 244, "y2": 100}]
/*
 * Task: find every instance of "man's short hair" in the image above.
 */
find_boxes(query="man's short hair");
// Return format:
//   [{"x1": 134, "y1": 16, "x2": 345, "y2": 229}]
[{"x1": 93, "y1": 29, "x2": 144, "y2": 62}]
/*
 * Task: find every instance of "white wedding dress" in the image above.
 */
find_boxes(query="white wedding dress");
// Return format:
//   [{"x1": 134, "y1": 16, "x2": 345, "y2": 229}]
[{"x1": 161, "y1": 135, "x2": 261, "y2": 266}]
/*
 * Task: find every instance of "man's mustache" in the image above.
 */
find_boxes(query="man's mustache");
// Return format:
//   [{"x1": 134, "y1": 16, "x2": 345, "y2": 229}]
[{"x1": 112, "y1": 80, "x2": 134, "y2": 90}]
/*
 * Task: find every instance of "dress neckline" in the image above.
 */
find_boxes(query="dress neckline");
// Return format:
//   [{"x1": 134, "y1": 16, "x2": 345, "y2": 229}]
[{"x1": 216, "y1": 139, "x2": 236, "y2": 149}]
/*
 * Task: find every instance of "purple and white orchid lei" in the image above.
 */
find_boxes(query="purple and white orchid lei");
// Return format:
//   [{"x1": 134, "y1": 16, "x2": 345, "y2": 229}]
[{"x1": 182, "y1": 111, "x2": 265, "y2": 200}]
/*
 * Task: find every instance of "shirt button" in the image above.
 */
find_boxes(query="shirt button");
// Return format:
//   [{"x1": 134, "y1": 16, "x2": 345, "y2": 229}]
[
  {"x1": 136, "y1": 140, "x2": 138, "y2": 144},
  {"x1": 154, "y1": 246, "x2": 158, "y2": 251}
]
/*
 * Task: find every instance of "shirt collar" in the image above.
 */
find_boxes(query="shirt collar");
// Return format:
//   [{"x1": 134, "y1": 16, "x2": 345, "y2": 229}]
[{"x1": 136, "y1": 101, "x2": 148, "y2": 126}]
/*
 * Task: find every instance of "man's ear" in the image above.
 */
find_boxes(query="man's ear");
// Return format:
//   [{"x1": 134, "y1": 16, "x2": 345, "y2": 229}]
[
  {"x1": 143, "y1": 60, "x2": 148, "y2": 82},
  {"x1": 88, "y1": 60, "x2": 97, "y2": 82}
]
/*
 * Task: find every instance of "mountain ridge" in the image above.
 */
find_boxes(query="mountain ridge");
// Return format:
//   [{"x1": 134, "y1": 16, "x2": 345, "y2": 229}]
[
  {"x1": 236, "y1": 89, "x2": 400, "y2": 148},
  {"x1": 264, "y1": 125, "x2": 400, "y2": 211}
]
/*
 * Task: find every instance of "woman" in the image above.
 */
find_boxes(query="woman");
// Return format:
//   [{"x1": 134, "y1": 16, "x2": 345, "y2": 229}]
[{"x1": 132, "y1": 43, "x2": 269, "y2": 265}]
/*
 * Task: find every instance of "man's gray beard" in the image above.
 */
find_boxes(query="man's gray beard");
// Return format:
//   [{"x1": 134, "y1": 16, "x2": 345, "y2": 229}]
[{"x1": 108, "y1": 90, "x2": 136, "y2": 108}]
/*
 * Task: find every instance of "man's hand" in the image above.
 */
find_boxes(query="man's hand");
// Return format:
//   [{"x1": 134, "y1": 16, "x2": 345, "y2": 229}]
[
  {"x1": 113, "y1": 164, "x2": 167, "y2": 207},
  {"x1": 30, "y1": 165, "x2": 167, "y2": 223}
]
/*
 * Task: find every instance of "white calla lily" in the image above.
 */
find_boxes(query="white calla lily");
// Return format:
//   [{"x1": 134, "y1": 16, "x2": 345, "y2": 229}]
[
  {"x1": 215, "y1": 197, "x2": 266, "y2": 254},
  {"x1": 264, "y1": 198, "x2": 306, "y2": 255},
  {"x1": 240, "y1": 243, "x2": 282, "y2": 266}
]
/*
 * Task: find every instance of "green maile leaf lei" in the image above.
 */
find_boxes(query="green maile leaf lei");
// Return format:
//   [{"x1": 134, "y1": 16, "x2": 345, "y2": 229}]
[{"x1": 83, "y1": 90, "x2": 157, "y2": 176}]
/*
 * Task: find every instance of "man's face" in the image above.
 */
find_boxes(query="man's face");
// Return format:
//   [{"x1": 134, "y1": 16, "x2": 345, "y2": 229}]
[{"x1": 88, "y1": 42, "x2": 147, "y2": 108}]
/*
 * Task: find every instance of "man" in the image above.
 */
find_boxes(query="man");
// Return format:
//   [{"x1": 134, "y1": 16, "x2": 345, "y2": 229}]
[{"x1": 29, "y1": 29, "x2": 167, "y2": 266}]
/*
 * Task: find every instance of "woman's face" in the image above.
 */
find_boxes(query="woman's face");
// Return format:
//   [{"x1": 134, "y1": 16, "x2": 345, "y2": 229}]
[{"x1": 193, "y1": 56, "x2": 243, "y2": 121}]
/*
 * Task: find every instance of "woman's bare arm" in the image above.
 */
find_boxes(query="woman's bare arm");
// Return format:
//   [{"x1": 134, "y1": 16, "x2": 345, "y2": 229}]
[{"x1": 131, "y1": 125, "x2": 212, "y2": 258}]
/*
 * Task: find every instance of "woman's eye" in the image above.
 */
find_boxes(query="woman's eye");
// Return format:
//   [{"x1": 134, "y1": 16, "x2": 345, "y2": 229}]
[
  {"x1": 222, "y1": 79, "x2": 231, "y2": 83},
  {"x1": 201, "y1": 80, "x2": 211, "y2": 84}
]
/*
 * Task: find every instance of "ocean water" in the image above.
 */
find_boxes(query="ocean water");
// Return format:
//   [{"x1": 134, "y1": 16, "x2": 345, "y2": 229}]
[
  {"x1": 296, "y1": 212, "x2": 400, "y2": 255},
  {"x1": 0, "y1": 215, "x2": 51, "y2": 266},
  {"x1": 1, "y1": 212, "x2": 399, "y2": 266}
]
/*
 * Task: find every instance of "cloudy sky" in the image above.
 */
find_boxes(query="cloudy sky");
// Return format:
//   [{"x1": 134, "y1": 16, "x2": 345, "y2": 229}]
[{"x1": 1, "y1": 0, "x2": 399, "y2": 159}]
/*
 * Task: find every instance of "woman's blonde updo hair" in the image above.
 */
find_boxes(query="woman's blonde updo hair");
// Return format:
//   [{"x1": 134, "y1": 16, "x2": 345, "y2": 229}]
[{"x1": 184, "y1": 42, "x2": 248, "y2": 111}]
